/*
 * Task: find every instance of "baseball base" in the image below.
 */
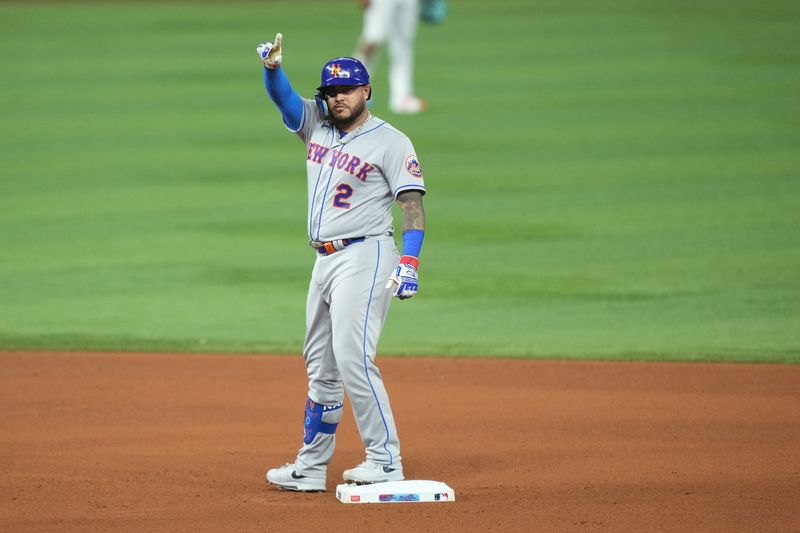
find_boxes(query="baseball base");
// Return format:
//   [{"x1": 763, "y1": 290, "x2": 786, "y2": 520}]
[{"x1": 335, "y1": 480, "x2": 455, "y2": 504}]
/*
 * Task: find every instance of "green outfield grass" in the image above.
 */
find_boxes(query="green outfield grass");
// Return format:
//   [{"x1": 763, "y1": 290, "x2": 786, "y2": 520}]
[{"x1": 1, "y1": 0, "x2": 798, "y2": 362}]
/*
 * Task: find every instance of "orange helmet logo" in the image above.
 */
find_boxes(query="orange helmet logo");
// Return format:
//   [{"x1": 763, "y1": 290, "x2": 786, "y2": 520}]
[{"x1": 331, "y1": 64, "x2": 341, "y2": 77}]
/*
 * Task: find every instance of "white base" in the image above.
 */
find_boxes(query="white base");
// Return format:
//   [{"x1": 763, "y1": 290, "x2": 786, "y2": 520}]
[{"x1": 335, "y1": 480, "x2": 455, "y2": 504}]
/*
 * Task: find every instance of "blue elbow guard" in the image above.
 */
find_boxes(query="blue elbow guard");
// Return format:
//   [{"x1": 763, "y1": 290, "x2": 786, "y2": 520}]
[{"x1": 303, "y1": 398, "x2": 343, "y2": 445}]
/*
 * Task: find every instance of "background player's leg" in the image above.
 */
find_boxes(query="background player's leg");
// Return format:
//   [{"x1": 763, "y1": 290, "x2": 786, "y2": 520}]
[
  {"x1": 388, "y1": 0, "x2": 422, "y2": 112},
  {"x1": 329, "y1": 238, "x2": 401, "y2": 468},
  {"x1": 355, "y1": 0, "x2": 391, "y2": 79}
]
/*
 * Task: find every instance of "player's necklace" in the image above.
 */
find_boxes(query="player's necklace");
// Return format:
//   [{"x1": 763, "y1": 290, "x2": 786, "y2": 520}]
[{"x1": 337, "y1": 113, "x2": 372, "y2": 145}]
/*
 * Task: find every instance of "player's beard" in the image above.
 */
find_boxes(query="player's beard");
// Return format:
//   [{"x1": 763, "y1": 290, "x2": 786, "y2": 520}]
[{"x1": 329, "y1": 98, "x2": 368, "y2": 131}]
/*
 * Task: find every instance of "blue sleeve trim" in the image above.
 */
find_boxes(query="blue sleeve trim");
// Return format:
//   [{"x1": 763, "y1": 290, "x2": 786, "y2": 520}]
[
  {"x1": 402, "y1": 229, "x2": 424, "y2": 258},
  {"x1": 263, "y1": 66, "x2": 303, "y2": 131},
  {"x1": 394, "y1": 184, "x2": 426, "y2": 198}
]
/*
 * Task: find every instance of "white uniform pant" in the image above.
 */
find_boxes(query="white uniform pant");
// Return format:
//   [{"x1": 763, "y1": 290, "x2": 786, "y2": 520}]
[
  {"x1": 295, "y1": 235, "x2": 402, "y2": 475},
  {"x1": 358, "y1": 0, "x2": 420, "y2": 107}
]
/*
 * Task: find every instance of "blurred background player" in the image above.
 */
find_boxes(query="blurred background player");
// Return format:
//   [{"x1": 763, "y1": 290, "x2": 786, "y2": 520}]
[{"x1": 354, "y1": 0, "x2": 426, "y2": 114}]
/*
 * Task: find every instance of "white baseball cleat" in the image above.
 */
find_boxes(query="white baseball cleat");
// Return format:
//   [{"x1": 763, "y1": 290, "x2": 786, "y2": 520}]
[
  {"x1": 389, "y1": 96, "x2": 427, "y2": 114},
  {"x1": 343, "y1": 461, "x2": 404, "y2": 484},
  {"x1": 266, "y1": 463, "x2": 326, "y2": 492}
]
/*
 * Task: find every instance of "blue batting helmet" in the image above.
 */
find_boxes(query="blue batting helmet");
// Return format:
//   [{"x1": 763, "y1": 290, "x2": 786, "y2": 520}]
[{"x1": 317, "y1": 57, "x2": 371, "y2": 99}]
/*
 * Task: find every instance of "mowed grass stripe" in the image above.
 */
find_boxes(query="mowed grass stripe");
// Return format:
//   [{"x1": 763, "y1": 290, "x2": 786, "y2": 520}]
[{"x1": 0, "y1": 0, "x2": 798, "y2": 361}]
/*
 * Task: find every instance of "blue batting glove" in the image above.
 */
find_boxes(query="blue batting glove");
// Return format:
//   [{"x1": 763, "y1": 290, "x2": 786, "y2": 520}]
[
  {"x1": 256, "y1": 33, "x2": 283, "y2": 69},
  {"x1": 386, "y1": 258, "x2": 419, "y2": 300}
]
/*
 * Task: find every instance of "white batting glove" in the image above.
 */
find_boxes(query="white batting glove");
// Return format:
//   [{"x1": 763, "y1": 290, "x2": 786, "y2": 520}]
[
  {"x1": 386, "y1": 260, "x2": 419, "y2": 300},
  {"x1": 256, "y1": 33, "x2": 283, "y2": 69}
]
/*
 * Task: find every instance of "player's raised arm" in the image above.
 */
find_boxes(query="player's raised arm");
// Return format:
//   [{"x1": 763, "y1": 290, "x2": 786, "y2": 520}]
[
  {"x1": 256, "y1": 33, "x2": 303, "y2": 131},
  {"x1": 386, "y1": 190, "x2": 425, "y2": 300}
]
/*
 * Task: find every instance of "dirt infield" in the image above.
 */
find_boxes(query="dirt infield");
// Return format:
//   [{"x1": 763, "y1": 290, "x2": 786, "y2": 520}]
[{"x1": 1, "y1": 351, "x2": 798, "y2": 532}]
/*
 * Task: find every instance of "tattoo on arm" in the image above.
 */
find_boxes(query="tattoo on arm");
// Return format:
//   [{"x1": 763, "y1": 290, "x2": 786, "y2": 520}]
[{"x1": 397, "y1": 191, "x2": 425, "y2": 232}]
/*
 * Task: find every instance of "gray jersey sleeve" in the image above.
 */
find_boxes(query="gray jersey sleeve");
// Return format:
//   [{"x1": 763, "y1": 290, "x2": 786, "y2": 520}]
[
  {"x1": 290, "y1": 98, "x2": 326, "y2": 143},
  {"x1": 382, "y1": 133, "x2": 426, "y2": 198}
]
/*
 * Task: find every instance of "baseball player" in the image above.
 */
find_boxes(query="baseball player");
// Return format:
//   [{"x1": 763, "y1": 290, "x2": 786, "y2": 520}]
[
  {"x1": 256, "y1": 33, "x2": 427, "y2": 492},
  {"x1": 354, "y1": 0, "x2": 426, "y2": 114}
]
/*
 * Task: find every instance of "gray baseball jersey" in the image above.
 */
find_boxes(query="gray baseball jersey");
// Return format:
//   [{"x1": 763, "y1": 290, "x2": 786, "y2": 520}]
[
  {"x1": 292, "y1": 98, "x2": 426, "y2": 243},
  {"x1": 287, "y1": 98, "x2": 425, "y2": 476}
]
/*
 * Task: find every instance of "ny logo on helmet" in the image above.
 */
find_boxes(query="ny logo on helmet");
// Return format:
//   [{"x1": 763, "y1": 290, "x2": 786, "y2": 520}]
[{"x1": 330, "y1": 64, "x2": 350, "y2": 79}]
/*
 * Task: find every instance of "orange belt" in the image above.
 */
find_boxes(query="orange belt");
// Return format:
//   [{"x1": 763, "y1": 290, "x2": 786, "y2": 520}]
[{"x1": 312, "y1": 237, "x2": 366, "y2": 256}]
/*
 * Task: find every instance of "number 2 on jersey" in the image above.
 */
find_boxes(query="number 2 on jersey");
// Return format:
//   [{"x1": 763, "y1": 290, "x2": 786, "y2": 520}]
[{"x1": 333, "y1": 184, "x2": 353, "y2": 209}]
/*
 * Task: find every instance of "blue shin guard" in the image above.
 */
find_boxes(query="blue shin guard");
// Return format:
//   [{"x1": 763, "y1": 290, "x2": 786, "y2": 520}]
[{"x1": 303, "y1": 398, "x2": 343, "y2": 445}]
